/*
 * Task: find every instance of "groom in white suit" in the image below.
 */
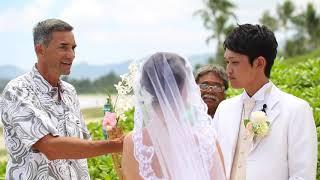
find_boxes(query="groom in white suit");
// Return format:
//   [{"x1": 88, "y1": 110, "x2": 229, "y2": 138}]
[{"x1": 214, "y1": 24, "x2": 317, "y2": 180}]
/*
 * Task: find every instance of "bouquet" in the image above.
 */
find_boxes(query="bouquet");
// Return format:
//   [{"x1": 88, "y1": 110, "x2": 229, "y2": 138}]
[
  {"x1": 102, "y1": 94, "x2": 119, "y2": 139},
  {"x1": 101, "y1": 63, "x2": 137, "y2": 179}
]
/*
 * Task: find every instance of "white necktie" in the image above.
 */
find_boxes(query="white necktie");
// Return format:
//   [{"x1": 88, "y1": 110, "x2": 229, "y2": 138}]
[{"x1": 243, "y1": 99, "x2": 256, "y2": 119}]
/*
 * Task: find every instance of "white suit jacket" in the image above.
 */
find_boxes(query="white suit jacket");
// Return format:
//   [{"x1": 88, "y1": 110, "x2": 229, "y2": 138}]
[{"x1": 213, "y1": 83, "x2": 317, "y2": 180}]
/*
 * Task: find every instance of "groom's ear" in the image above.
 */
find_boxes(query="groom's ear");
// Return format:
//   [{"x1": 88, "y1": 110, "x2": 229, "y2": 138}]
[{"x1": 254, "y1": 56, "x2": 266, "y2": 72}]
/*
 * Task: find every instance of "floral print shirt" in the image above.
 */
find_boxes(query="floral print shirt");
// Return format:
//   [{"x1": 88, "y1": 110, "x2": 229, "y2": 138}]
[{"x1": 0, "y1": 66, "x2": 91, "y2": 180}]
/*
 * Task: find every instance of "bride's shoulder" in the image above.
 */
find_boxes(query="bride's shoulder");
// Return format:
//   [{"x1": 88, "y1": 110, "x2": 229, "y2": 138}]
[{"x1": 123, "y1": 129, "x2": 149, "y2": 153}]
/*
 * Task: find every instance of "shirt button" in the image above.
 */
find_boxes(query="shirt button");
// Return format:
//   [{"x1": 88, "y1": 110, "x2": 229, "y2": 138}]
[{"x1": 238, "y1": 164, "x2": 242, "y2": 168}]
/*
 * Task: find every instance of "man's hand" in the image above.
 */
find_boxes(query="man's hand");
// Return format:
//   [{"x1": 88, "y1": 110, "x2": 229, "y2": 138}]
[{"x1": 106, "y1": 135, "x2": 125, "y2": 153}]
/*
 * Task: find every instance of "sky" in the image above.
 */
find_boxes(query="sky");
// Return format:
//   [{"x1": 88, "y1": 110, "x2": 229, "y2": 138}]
[{"x1": 0, "y1": 0, "x2": 319, "y2": 69}]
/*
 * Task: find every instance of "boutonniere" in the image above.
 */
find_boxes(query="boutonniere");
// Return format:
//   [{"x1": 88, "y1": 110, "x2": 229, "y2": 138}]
[{"x1": 244, "y1": 111, "x2": 270, "y2": 138}]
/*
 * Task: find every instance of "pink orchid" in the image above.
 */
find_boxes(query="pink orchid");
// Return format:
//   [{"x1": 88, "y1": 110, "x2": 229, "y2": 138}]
[{"x1": 102, "y1": 112, "x2": 117, "y2": 130}]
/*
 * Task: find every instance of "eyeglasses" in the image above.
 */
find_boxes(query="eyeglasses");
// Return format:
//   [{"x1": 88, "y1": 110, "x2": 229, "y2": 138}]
[{"x1": 198, "y1": 83, "x2": 225, "y2": 92}]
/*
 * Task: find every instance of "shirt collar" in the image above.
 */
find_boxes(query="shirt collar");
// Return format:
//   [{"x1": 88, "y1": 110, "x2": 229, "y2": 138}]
[
  {"x1": 31, "y1": 65, "x2": 65, "y2": 95},
  {"x1": 241, "y1": 81, "x2": 272, "y2": 102}
]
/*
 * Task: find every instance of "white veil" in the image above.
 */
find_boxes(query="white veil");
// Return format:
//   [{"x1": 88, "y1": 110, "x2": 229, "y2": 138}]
[{"x1": 132, "y1": 52, "x2": 225, "y2": 180}]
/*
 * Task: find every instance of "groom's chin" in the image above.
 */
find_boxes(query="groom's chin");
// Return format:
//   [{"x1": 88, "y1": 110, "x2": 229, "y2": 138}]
[
  {"x1": 230, "y1": 83, "x2": 243, "y2": 89},
  {"x1": 229, "y1": 79, "x2": 241, "y2": 89}
]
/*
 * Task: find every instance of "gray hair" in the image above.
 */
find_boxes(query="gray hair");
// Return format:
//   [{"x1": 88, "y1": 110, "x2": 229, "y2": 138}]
[
  {"x1": 195, "y1": 64, "x2": 228, "y2": 90},
  {"x1": 33, "y1": 19, "x2": 73, "y2": 47}
]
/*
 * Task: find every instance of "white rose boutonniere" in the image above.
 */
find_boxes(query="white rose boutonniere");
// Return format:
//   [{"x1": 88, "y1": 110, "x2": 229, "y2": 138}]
[{"x1": 244, "y1": 111, "x2": 270, "y2": 138}]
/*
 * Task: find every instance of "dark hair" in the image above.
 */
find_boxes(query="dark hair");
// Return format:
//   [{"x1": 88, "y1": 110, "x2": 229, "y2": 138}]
[
  {"x1": 33, "y1": 18, "x2": 73, "y2": 47},
  {"x1": 195, "y1": 64, "x2": 228, "y2": 90},
  {"x1": 223, "y1": 24, "x2": 278, "y2": 77},
  {"x1": 141, "y1": 52, "x2": 186, "y2": 104}
]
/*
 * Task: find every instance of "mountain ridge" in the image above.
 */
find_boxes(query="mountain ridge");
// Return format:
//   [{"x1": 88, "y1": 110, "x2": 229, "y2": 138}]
[{"x1": 0, "y1": 53, "x2": 213, "y2": 80}]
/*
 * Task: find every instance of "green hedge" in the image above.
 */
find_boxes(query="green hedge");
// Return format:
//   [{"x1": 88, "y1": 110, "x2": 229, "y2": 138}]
[
  {"x1": 87, "y1": 109, "x2": 134, "y2": 180},
  {"x1": 272, "y1": 58, "x2": 320, "y2": 179}
]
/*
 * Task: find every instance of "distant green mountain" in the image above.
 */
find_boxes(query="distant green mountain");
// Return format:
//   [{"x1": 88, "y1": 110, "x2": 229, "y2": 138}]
[
  {"x1": 0, "y1": 65, "x2": 25, "y2": 79},
  {"x1": 0, "y1": 78, "x2": 10, "y2": 92},
  {"x1": 0, "y1": 53, "x2": 214, "y2": 81},
  {"x1": 68, "y1": 61, "x2": 130, "y2": 80}
]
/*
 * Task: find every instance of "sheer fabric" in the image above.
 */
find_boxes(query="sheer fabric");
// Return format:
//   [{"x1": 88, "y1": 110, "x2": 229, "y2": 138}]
[{"x1": 122, "y1": 52, "x2": 226, "y2": 180}]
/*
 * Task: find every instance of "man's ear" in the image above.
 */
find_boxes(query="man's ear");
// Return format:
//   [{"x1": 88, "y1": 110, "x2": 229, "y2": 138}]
[
  {"x1": 255, "y1": 56, "x2": 266, "y2": 71},
  {"x1": 35, "y1": 44, "x2": 45, "y2": 56}
]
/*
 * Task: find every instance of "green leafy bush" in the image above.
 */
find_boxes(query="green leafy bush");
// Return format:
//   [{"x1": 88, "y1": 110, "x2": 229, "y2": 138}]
[
  {"x1": 271, "y1": 59, "x2": 320, "y2": 180},
  {"x1": 86, "y1": 122, "x2": 118, "y2": 180},
  {"x1": 87, "y1": 108, "x2": 134, "y2": 180},
  {"x1": 0, "y1": 161, "x2": 6, "y2": 179}
]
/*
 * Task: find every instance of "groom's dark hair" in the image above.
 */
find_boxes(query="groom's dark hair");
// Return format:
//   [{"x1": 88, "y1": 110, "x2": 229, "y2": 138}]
[
  {"x1": 223, "y1": 24, "x2": 278, "y2": 78},
  {"x1": 141, "y1": 52, "x2": 186, "y2": 105}
]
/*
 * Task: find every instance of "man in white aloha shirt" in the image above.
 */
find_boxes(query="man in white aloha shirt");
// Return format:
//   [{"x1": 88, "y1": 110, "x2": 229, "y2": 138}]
[{"x1": 0, "y1": 19, "x2": 123, "y2": 180}]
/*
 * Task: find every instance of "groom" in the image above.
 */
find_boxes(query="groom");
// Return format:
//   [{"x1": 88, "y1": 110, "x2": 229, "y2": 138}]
[{"x1": 213, "y1": 24, "x2": 317, "y2": 180}]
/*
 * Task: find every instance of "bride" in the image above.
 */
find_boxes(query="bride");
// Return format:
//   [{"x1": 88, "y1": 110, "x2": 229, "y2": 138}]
[{"x1": 121, "y1": 52, "x2": 226, "y2": 180}]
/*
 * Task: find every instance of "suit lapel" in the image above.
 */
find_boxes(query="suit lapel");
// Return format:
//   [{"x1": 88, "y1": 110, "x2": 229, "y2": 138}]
[
  {"x1": 231, "y1": 98, "x2": 243, "y2": 146},
  {"x1": 250, "y1": 84, "x2": 281, "y2": 152},
  {"x1": 227, "y1": 96, "x2": 244, "y2": 174}
]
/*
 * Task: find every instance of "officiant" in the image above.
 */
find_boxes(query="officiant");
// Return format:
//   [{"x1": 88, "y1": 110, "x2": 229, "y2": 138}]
[{"x1": 195, "y1": 64, "x2": 228, "y2": 118}]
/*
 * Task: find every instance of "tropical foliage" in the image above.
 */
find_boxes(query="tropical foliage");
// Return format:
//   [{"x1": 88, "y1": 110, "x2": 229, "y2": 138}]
[
  {"x1": 197, "y1": 0, "x2": 320, "y2": 63},
  {"x1": 87, "y1": 108, "x2": 134, "y2": 180},
  {"x1": 195, "y1": 0, "x2": 237, "y2": 66},
  {"x1": 259, "y1": 1, "x2": 320, "y2": 57}
]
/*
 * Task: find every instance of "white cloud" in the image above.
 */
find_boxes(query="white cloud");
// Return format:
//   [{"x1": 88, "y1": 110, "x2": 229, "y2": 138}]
[
  {"x1": 0, "y1": 0, "x2": 54, "y2": 32},
  {"x1": 59, "y1": 0, "x2": 106, "y2": 28},
  {"x1": 106, "y1": 0, "x2": 203, "y2": 25},
  {"x1": 58, "y1": 0, "x2": 203, "y2": 28},
  {"x1": 55, "y1": 0, "x2": 210, "y2": 64},
  {"x1": 2, "y1": 0, "x2": 318, "y2": 67},
  {"x1": 74, "y1": 26, "x2": 213, "y2": 64}
]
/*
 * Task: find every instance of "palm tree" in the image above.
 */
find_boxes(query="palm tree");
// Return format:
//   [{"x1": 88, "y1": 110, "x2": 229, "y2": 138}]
[
  {"x1": 277, "y1": 0, "x2": 295, "y2": 31},
  {"x1": 291, "y1": 3, "x2": 320, "y2": 51},
  {"x1": 276, "y1": 0, "x2": 295, "y2": 43},
  {"x1": 195, "y1": 0, "x2": 237, "y2": 65},
  {"x1": 304, "y1": 3, "x2": 320, "y2": 49},
  {"x1": 259, "y1": 1, "x2": 320, "y2": 57},
  {"x1": 259, "y1": 10, "x2": 279, "y2": 32}
]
